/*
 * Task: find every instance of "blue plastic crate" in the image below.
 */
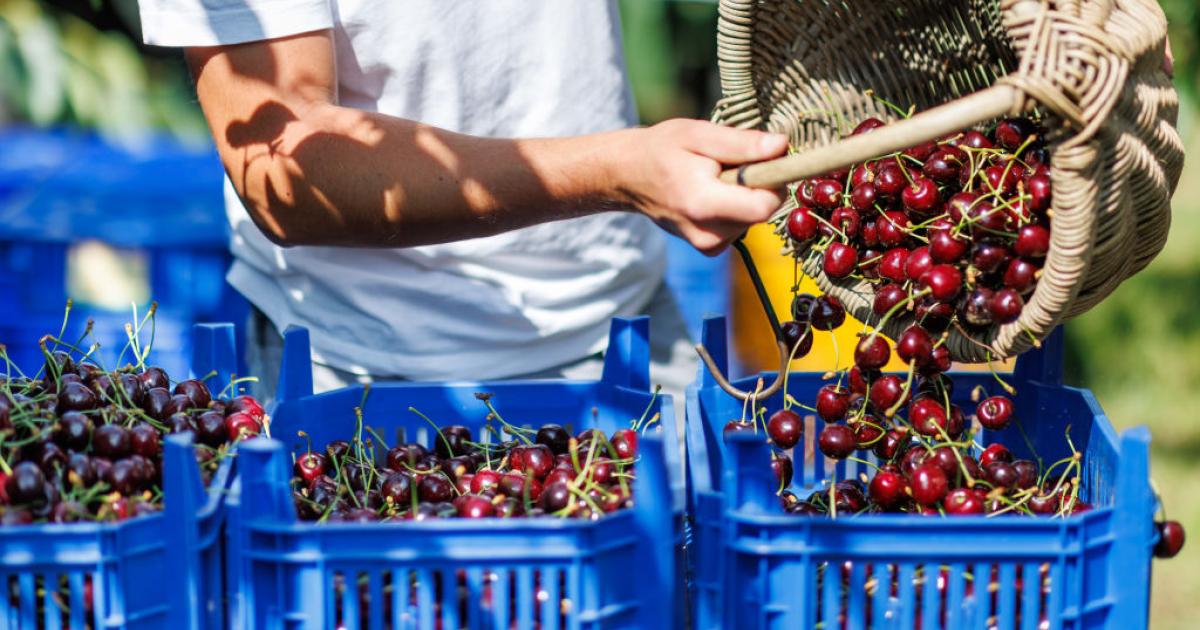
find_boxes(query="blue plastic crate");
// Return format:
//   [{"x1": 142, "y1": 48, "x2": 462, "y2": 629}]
[
  {"x1": 0, "y1": 323, "x2": 242, "y2": 630},
  {"x1": 224, "y1": 316, "x2": 683, "y2": 630},
  {"x1": 0, "y1": 127, "x2": 248, "y2": 379},
  {"x1": 685, "y1": 315, "x2": 1157, "y2": 630}
]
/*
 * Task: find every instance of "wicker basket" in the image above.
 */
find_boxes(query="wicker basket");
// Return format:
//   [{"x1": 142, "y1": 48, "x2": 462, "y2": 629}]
[{"x1": 712, "y1": 0, "x2": 1184, "y2": 362}]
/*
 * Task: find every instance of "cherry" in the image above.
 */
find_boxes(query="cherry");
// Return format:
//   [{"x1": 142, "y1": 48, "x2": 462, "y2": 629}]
[
  {"x1": 724, "y1": 420, "x2": 755, "y2": 435},
  {"x1": 539, "y1": 482, "x2": 572, "y2": 512},
  {"x1": 455, "y1": 496, "x2": 494, "y2": 518},
  {"x1": 511, "y1": 444, "x2": 554, "y2": 479},
  {"x1": 195, "y1": 411, "x2": 228, "y2": 447},
  {"x1": 847, "y1": 366, "x2": 876, "y2": 395},
  {"x1": 922, "y1": 149, "x2": 962, "y2": 183},
  {"x1": 1011, "y1": 460, "x2": 1038, "y2": 489},
  {"x1": 1154, "y1": 521, "x2": 1185, "y2": 559},
  {"x1": 903, "y1": 140, "x2": 939, "y2": 161},
  {"x1": 786, "y1": 207, "x2": 820, "y2": 243},
  {"x1": 93, "y1": 424, "x2": 132, "y2": 459},
  {"x1": 536, "y1": 424, "x2": 570, "y2": 455},
  {"x1": 791, "y1": 293, "x2": 817, "y2": 323},
  {"x1": 983, "y1": 164, "x2": 1022, "y2": 195},
  {"x1": 878, "y1": 248, "x2": 909, "y2": 283},
  {"x1": 828, "y1": 207, "x2": 861, "y2": 239},
  {"x1": 961, "y1": 131, "x2": 993, "y2": 150},
  {"x1": 872, "y1": 284, "x2": 908, "y2": 317},
  {"x1": 767, "y1": 409, "x2": 803, "y2": 449},
  {"x1": 854, "y1": 335, "x2": 891, "y2": 370},
  {"x1": 173, "y1": 379, "x2": 212, "y2": 408},
  {"x1": 229, "y1": 395, "x2": 266, "y2": 421},
  {"x1": 943, "y1": 488, "x2": 985, "y2": 515},
  {"x1": 971, "y1": 242, "x2": 1012, "y2": 274},
  {"x1": 919, "y1": 264, "x2": 963, "y2": 301},
  {"x1": 929, "y1": 230, "x2": 968, "y2": 263},
  {"x1": 874, "y1": 428, "x2": 910, "y2": 461},
  {"x1": 850, "y1": 183, "x2": 877, "y2": 211},
  {"x1": 1004, "y1": 258, "x2": 1040, "y2": 294},
  {"x1": 295, "y1": 452, "x2": 328, "y2": 484},
  {"x1": 823, "y1": 242, "x2": 859, "y2": 279},
  {"x1": 435, "y1": 425, "x2": 472, "y2": 459},
  {"x1": 967, "y1": 200, "x2": 1010, "y2": 233},
  {"x1": 611, "y1": 429, "x2": 638, "y2": 459},
  {"x1": 979, "y1": 443, "x2": 1013, "y2": 468},
  {"x1": 869, "y1": 375, "x2": 908, "y2": 413},
  {"x1": 877, "y1": 210, "x2": 911, "y2": 246},
  {"x1": 995, "y1": 117, "x2": 1035, "y2": 150},
  {"x1": 471, "y1": 470, "x2": 502, "y2": 494},
  {"x1": 904, "y1": 246, "x2": 934, "y2": 282},
  {"x1": 543, "y1": 469, "x2": 572, "y2": 488},
  {"x1": 106, "y1": 459, "x2": 140, "y2": 495},
  {"x1": 136, "y1": 387, "x2": 168, "y2": 421},
  {"x1": 946, "y1": 191, "x2": 979, "y2": 222},
  {"x1": 418, "y1": 473, "x2": 454, "y2": 503},
  {"x1": 57, "y1": 382, "x2": 98, "y2": 412},
  {"x1": 130, "y1": 422, "x2": 160, "y2": 458},
  {"x1": 852, "y1": 118, "x2": 886, "y2": 135},
  {"x1": 138, "y1": 367, "x2": 170, "y2": 391},
  {"x1": 589, "y1": 459, "x2": 616, "y2": 485},
  {"x1": 910, "y1": 398, "x2": 948, "y2": 437},
  {"x1": 817, "y1": 425, "x2": 856, "y2": 460},
  {"x1": 224, "y1": 412, "x2": 260, "y2": 441},
  {"x1": 859, "y1": 220, "x2": 880, "y2": 247},
  {"x1": 811, "y1": 179, "x2": 843, "y2": 209},
  {"x1": 779, "y1": 321, "x2": 814, "y2": 357},
  {"x1": 386, "y1": 444, "x2": 427, "y2": 470},
  {"x1": 852, "y1": 419, "x2": 884, "y2": 448},
  {"x1": 816, "y1": 385, "x2": 850, "y2": 422},
  {"x1": 960, "y1": 287, "x2": 995, "y2": 327},
  {"x1": 499, "y1": 472, "x2": 542, "y2": 501},
  {"x1": 874, "y1": 162, "x2": 907, "y2": 199},
  {"x1": 901, "y1": 177, "x2": 940, "y2": 214},
  {"x1": 1015, "y1": 224, "x2": 1050, "y2": 258},
  {"x1": 910, "y1": 464, "x2": 949, "y2": 506},
  {"x1": 771, "y1": 453, "x2": 793, "y2": 487},
  {"x1": 54, "y1": 411, "x2": 93, "y2": 451},
  {"x1": 1027, "y1": 173, "x2": 1051, "y2": 213},
  {"x1": 895, "y1": 326, "x2": 933, "y2": 366},
  {"x1": 858, "y1": 248, "x2": 882, "y2": 279},
  {"x1": 869, "y1": 470, "x2": 907, "y2": 509},
  {"x1": 1028, "y1": 491, "x2": 1059, "y2": 515},
  {"x1": 977, "y1": 395, "x2": 1014, "y2": 431},
  {"x1": 986, "y1": 462, "x2": 1019, "y2": 489},
  {"x1": 809, "y1": 296, "x2": 846, "y2": 331},
  {"x1": 64, "y1": 453, "x2": 96, "y2": 488}
]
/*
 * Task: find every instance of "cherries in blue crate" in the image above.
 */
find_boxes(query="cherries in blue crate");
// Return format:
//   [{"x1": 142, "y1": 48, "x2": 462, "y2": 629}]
[
  {"x1": 0, "y1": 316, "x2": 264, "y2": 526},
  {"x1": 290, "y1": 392, "x2": 657, "y2": 522},
  {"x1": 730, "y1": 114, "x2": 1187, "y2": 557}
]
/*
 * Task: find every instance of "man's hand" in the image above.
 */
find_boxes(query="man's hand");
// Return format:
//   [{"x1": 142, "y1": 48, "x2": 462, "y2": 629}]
[{"x1": 607, "y1": 120, "x2": 789, "y2": 256}]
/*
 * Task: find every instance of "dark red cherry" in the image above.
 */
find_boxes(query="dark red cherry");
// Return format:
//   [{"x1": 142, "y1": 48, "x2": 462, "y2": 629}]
[
  {"x1": 922, "y1": 149, "x2": 962, "y2": 183},
  {"x1": 767, "y1": 409, "x2": 803, "y2": 449},
  {"x1": 869, "y1": 470, "x2": 907, "y2": 509},
  {"x1": 811, "y1": 179, "x2": 844, "y2": 209},
  {"x1": 93, "y1": 424, "x2": 131, "y2": 459},
  {"x1": 869, "y1": 375, "x2": 908, "y2": 414},
  {"x1": 877, "y1": 211, "x2": 911, "y2": 247},
  {"x1": 816, "y1": 385, "x2": 851, "y2": 422},
  {"x1": 901, "y1": 177, "x2": 940, "y2": 214},
  {"x1": 1004, "y1": 258, "x2": 1040, "y2": 294},
  {"x1": 874, "y1": 163, "x2": 907, "y2": 199},
  {"x1": 929, "y1": 230, "x2": 968, "y2": 263},
  {"x1": 817, "y1": 425, "x2": 856, "y2": 460},
  {"x1": 904, "y1": 246, "x2": 934, "y2": 282},
  {"x1": 946, "y1": 191, "x2": 979, "y2": 223},
  {"x1": 943, "y1": 488, "x2": 985, "y2": 515},
  {"x1": 979, "y1": 443, "x2": 1013, "y2": 468},
  {"x1": 828, "y1": 207, "x2": 861, "y2": 239},
  {"x1": 895, "y1": 326, "x2": 933, "y2": 366},
  {"x1": 1015, "y1": 224, "x2": 1050, "y2": 258},
  {"x1": 872, "y1": 284, "x2": 908, "y2": 317},
  {"x1": 919, "y1": 264, "x2": 963, "y2": 301},
  {"x1": 1154, "y1": 521, "x2": 1186, "y2": 559},
  {"x1": 878, "y1": 248, "x2": 909, "y2": 283},
  {"x1": 850, "y1": 183, "x2": 877, "y2": 211},
  {"x1": 809, "y1": 296, "x2": 846, "y2": 331},
  {"x1": 960, "y1": 287, "x2": 995, "y2": 327},
  {"x1": 779, "y1": 321, "x2": 814, "y2": 357},
  {"x1": 786, "y1": 206, "x2": 820, "y2": 243},
  {"x1": 976, "y1": 396, "x2": 1014, "y2": 430},
  {"x1": 910, "y1": 464, "x2": 949, "y2": 507},
  {"x1": 853, "y1": 118, "x2": 886, "y2": 135},
  {"x1": 989, "y1": 288, "x2": 1024, "y2": 323},
  {"x1": 173, "y1": 379, "x2": 212, "y2": 409},
  {"x1": 823, "y1": 242, "x2": 859, "y2": 279},
  {"x1": 909, "y1": 398, "x2": 948, "y2": 437},
  {"x1": 995, "y1": 117, "x2": 1036, "y2": 150},
  {"x1": 971, "y1": 242, "x2": 1013, "y2": 274},
  {"x1": 961, "y1": 131, "x2": 993, "y2": 150},
  {"x1": 1027, "y1": 173, "x2": 1052, "y2": 213},
  {"x1": 854, "y1": 335, "x2": 891, "y2": 370}
]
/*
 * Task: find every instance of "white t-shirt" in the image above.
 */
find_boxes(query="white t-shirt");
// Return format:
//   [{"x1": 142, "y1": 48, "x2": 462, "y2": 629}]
[{"x1": 139, "y1": 0, "x2": 666, "y2": 380}]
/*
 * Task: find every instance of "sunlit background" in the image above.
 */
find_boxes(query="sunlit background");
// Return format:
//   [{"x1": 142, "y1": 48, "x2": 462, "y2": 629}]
[{"x1": 1, "y1": 0, "x2": 1197, "y2": 626}]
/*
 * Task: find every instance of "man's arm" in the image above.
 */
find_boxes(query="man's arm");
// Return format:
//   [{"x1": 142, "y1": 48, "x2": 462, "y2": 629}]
[{"x1": 186, "y1": 30, "x2": 787, "y2": 254}]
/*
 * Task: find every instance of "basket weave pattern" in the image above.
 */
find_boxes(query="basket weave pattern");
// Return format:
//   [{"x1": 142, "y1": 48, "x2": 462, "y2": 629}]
[{"x1": 713, "y1": 0, "x2": 1183, "y2": 362}]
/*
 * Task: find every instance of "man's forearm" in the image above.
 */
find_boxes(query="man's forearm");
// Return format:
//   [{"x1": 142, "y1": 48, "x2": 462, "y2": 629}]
[{"x1": 224, "y1": 101, "x2": 632, "y2": 248}]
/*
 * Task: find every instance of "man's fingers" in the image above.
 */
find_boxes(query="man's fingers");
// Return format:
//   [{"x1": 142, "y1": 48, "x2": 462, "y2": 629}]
[
  {"x1": 682, "y1": 122, "x2": 789, "y2": 166},
  {"x1": 689, "y1": 179, "x2": 786, "y2": 225}
]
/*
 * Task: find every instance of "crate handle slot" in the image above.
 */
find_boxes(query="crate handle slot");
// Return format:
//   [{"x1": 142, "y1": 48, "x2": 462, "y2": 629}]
[
  {"x1": 277, "y1": 326, "x2": 315, "y2": 402},
  {"x1": 191, "y1": 322, "x2": 237, "y2": 396},
  {"x1": 601, "y1": 316, "x2": 651, "y2": 392}
]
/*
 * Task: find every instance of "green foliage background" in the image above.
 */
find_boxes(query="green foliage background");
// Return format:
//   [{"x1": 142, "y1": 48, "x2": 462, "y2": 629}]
[{"x1": 2, "y1": 0, "x2": 1197, "y2": 625}]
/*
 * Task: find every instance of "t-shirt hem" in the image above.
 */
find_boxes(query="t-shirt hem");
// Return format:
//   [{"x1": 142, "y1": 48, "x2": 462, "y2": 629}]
[{"x1": 140, "y1": 0, "x2": 334, "y2": 47}]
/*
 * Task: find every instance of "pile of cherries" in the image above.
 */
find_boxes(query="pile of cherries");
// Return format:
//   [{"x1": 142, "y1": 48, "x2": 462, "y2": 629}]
[
  {"x1": 0, "y1": 345, "x2": 264, "y2": 526},
  {"x1": 291, "y1": 395, "x2": 645, "y2": 522},
  {"x1": 728, "y1": 115, "x2": 1184, "y2": 557},
  {"x1": 783, "y1": 116, "x2": 1052, "y2": 333}
]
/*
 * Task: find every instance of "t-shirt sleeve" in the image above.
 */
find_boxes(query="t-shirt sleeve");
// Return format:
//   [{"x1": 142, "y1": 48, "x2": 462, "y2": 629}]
[{"x1": 139, "y1": 0, "x2": 333, "y2": 47}]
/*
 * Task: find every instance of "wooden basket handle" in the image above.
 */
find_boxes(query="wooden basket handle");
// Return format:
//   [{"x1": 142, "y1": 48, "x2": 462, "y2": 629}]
[{"x1": 721, "y1": 85, "x2": 1021, "y2": 188}]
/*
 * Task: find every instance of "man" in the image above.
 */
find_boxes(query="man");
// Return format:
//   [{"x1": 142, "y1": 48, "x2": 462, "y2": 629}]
[{"x1": 139, "y1": 1, "x2": 787, "y2": 401}]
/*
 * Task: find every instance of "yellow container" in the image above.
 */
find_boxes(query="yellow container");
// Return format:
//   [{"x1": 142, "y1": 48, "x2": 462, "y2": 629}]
[{"x1": 729, "y1": 224, "x2": 1012, "y2": 374}]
